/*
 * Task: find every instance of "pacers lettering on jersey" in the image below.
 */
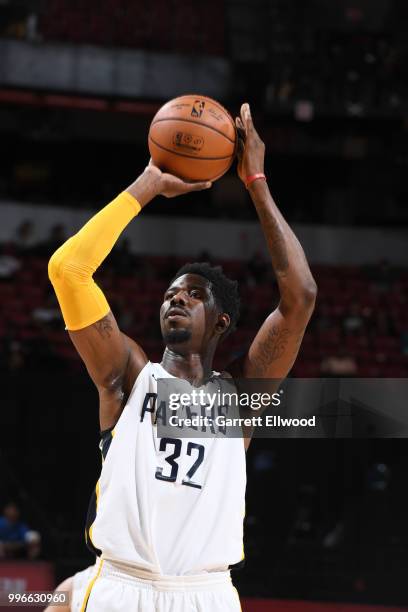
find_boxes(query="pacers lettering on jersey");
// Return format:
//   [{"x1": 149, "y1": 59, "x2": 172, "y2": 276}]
[
  {"x1": 140, "y1": 392, "x2": 157, "y2": 422},
  {"x1": 140, "y1": 391, "x2": 231, "y2": 435},
  {"x1": 140, "y1": 392, "x2": 168, "y2": 426}
]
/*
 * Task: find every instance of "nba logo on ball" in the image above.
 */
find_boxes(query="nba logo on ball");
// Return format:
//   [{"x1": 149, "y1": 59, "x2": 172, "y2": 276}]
[{"x1": 191, "y1": 100, "x2": 205, "y2": 117}]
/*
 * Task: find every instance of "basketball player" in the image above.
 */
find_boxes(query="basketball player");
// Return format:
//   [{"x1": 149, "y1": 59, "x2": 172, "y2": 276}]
[{"x1": 48, "y1": 103, "x2": 316, "y2": 611}]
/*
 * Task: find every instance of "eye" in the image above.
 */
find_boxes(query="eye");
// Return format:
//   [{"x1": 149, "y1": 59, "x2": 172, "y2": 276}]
[
  {"x1": 164, "y1": 291, "x2": 173, "y2": 301},
  {"x1": 190, "y1": 289, "x2": 201, "y2": 299}
]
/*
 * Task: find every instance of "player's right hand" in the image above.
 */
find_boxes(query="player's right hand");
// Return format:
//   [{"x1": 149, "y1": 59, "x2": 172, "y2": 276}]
[
  {"x1": 235, "y1": 103, "x2": 265, "y2": 186},
  {"x1": 147, "y1": 160, "x2": 212, "y2": 198}
]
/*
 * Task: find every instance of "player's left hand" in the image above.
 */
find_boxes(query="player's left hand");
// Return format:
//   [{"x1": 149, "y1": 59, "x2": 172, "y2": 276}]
[
  {"x1": 235, "y1": 103, "x2": 265, "y2": 185},
  {"x1": 147, "y1": 160, "x2": 212, "y2": 198}
]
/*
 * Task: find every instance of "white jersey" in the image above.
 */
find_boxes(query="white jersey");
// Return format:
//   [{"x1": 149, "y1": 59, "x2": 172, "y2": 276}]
[{"x1": 88, "y1": 362, "x2": 246, "y2": 576}]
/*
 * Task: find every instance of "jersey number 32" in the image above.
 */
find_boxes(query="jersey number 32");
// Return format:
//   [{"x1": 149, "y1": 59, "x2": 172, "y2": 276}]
[{"x1": 155, "y1": 438, "x2": 204, "y2": 489}]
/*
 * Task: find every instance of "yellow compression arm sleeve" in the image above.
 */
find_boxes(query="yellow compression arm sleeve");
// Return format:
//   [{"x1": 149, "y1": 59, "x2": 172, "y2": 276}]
[{"x1": 48, "y1": 191, "x2": 141, "y2": 331}]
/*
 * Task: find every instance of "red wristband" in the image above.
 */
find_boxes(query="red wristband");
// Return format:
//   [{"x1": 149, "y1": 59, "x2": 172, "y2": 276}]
[{"x1": 245, "y1": 173, "x2": 266, "y2": 189}]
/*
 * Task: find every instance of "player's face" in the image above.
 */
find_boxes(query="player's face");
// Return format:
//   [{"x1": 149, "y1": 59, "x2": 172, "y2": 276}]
[{"x1": 160, "y1": 274, "x2": 221, "y2": 348}]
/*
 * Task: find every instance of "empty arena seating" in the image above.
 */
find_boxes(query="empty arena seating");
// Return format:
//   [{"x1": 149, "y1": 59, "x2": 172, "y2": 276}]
[
  {"x1": 0, "y1": 249, "x2": 407, "y2": 377},
  {"x1": 39, "y1": 0, "x2": 226, "y2": 55}
]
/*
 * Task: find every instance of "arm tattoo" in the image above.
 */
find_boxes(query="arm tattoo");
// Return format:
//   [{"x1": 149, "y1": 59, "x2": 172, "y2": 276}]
[
  {"x1": 94, "y1": 314, "x2": 114, "y2": 339},
  {"x1": 255, "y1": 202, "x2": 289, "y2": 276},
  {"x1": 252, "y1": 326, "x2": 291, "y2": 376},
  {"x1": 252, "y1": 328, "x2": 304, "y2": 376}
]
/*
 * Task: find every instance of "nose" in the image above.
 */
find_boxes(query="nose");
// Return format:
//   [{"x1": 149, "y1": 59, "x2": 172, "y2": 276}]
[{"x1": 170, "y1": 290, "x2": 187, "y2": 306}]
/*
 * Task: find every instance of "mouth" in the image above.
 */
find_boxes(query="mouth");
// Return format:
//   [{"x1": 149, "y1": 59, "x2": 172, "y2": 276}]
[{"x1": 166, "y1": 307, "x2": 189, "y2": 319}]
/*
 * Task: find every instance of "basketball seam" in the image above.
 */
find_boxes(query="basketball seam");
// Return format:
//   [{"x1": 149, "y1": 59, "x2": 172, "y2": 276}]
[
  {"x1": 149, "y1": 135, "x2": 234, "y2": 161},
  {"x1": 150, "y1": 117, "x2": 236, "y2": 145}
]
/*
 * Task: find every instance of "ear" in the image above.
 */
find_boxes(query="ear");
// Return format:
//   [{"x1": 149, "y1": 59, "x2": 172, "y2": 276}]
[{"x1": 215, "y1": 313, "x2": 230, "y2": 336}]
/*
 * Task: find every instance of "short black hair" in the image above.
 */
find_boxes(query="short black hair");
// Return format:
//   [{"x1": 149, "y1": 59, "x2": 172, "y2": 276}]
[{"x1": 171, "y1": 262, "x2": 240, "y2": 337}]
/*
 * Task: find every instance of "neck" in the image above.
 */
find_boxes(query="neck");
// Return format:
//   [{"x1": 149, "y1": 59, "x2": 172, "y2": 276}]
[{"x1": 160, "y1": 347, "x2": 215, "y2": 384}]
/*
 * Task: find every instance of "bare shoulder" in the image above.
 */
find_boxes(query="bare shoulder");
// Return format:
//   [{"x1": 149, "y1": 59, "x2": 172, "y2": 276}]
[
  {"x1": 43, "y1": 576, "x2": 72, "y2": 612},
  {"x1": 122, "y1": 333, "x2": 149, "y2": 394},
  {"x1": 122, "y1": 333, "x2": 149, "y2": 367}
]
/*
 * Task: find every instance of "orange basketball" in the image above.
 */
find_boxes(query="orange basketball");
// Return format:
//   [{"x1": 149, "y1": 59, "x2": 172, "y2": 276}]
[{"x1": 148, "y1": 95, "x2": 237, "y2": 182}]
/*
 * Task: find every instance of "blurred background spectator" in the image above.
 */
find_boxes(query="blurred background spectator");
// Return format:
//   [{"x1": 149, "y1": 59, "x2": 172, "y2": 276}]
[{"x1": 0, "y1": 501, "x2": 41, "y2": 560}]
